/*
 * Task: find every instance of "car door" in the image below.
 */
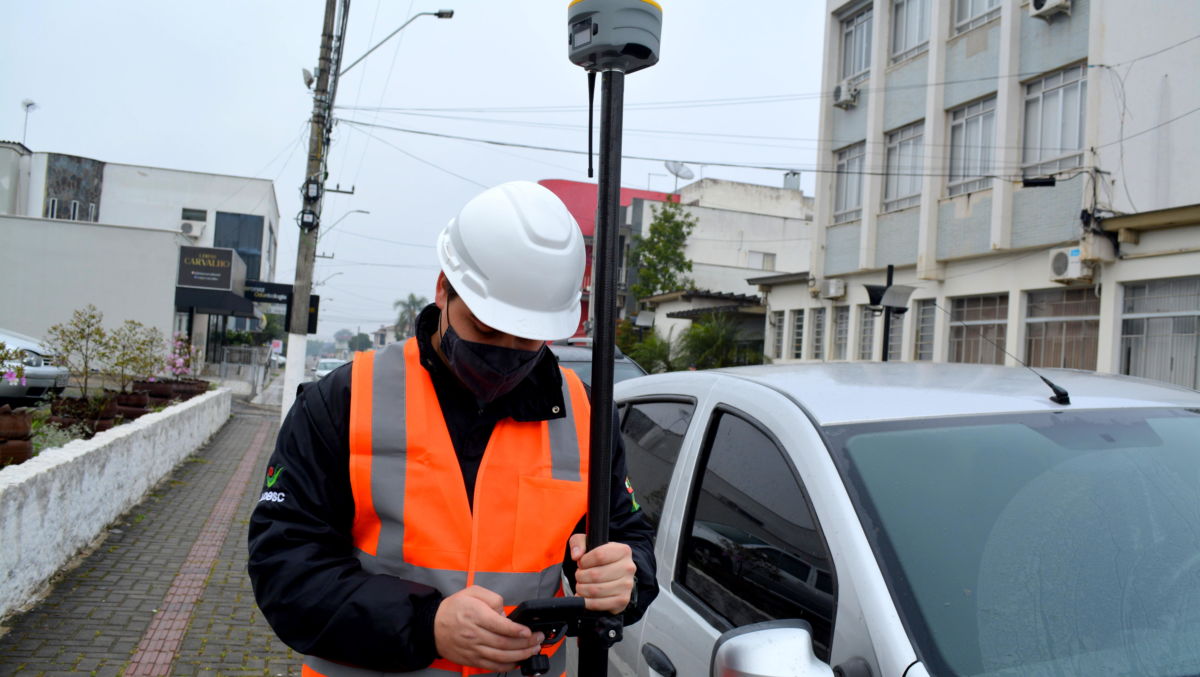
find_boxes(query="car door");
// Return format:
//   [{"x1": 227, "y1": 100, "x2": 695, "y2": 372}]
[{"x1": 622, "y1": 375, "x2": 841, "y2": 677}]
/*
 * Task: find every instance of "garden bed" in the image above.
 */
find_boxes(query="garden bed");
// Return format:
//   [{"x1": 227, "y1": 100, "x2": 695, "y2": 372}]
[{"x1": 0, "y1": 388, "x2": 231, "y2": 621}]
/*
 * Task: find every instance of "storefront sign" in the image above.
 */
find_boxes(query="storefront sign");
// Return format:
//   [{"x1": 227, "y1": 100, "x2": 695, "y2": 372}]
[
  {"x1": 177, "y1": 246, "x2": 235, "y2": 290},
  {"x1": 243, "y1": 281, "x2": 321, "y2": 335}
]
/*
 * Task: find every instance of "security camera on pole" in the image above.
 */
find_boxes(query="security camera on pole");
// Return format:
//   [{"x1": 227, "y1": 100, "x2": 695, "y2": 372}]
[{"x1": 567, "y1": 2, "x2": 661, "y2": 676}]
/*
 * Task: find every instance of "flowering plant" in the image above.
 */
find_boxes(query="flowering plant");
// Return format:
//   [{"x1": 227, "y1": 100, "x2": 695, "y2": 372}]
[
  {"x1": 1, "y1": 342, "x2": 26, "y2": 386},
  {"x1": 166, "y1": 332, "x2": 198, "y2": 377}
]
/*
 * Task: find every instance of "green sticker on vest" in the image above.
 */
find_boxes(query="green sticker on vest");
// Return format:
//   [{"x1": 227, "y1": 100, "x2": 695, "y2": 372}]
[{"x1": 625, "y1": 476, "x2": 641, "y2": 512}]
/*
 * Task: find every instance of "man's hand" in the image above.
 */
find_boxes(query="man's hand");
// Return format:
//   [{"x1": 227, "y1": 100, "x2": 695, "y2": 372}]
[
  {"x1": 434, "y1": 585, "x2": 545, "y2": 672},
  {"x1": 569, "y1": 533, "x2": 636, "y2": 614}
]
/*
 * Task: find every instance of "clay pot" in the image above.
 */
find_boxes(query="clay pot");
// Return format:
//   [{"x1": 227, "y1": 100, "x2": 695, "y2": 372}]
[
  {"x1": 0, "y1": 439, "x2": 33, "y2": 466},
  {"x1": 117, "y1": 391, "x2": 150, "y2": 408},
  {"x1": 115, "y1": 404, "x2": 149, "y2": 421},
  {"x1": 133, "y1": 380, "x2": 174, "y2": 399},
  {"x1": 50, "y1": 397, "x2": 91, "y2": 418},
  {"x1": 0, "y1": 405, "x2": 33, "y2": 440}
]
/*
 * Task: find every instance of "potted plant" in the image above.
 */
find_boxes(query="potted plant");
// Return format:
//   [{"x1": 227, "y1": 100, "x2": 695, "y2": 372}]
[
  {"x1": 107, "y1": 320, "x2": 165, "y2": 421},
  {"x1": 0, "y1": 403, "x2": 34, "y2": 466},
  {"x1": 164, "y1": 331, "x2": 205, "y2": 400},
  {"x1": 44, "y1": 304, "x2": 117, "y2": 433}
]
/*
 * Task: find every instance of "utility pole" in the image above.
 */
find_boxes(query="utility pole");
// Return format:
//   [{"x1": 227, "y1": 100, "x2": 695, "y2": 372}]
[{"x1": 282, "y1": 0, "x2": 348, "y2": 420}]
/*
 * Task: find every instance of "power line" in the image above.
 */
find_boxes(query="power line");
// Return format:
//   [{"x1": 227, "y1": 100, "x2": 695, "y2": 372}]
[
  {"x1": 344, "y1": 123, "x2": 487, "y2": 187},
  {"x1": 334, "y1": 229, "x2": 435, "y2": 248}
]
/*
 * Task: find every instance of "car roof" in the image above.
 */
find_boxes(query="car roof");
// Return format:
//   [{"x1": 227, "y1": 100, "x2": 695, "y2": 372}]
[
  {"x1": 548, "y1": 344, "x2": 633, "y2": 363},
  {"x1": 0, "y1": 328, "x2": 47, "y2": 354},
  {"x1": 623, "y1": 363, "x2": 1200, "y2": 426}
]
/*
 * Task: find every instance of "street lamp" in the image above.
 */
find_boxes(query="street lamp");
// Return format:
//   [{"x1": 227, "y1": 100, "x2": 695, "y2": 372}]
[
  {"x1": 864, "y1": 264, "x2": 915, "y2": 362},
  {"x1": 315, "y1": 272, "x2": 343, "y2": 287},
  {"x1": 20, "y1": 99, "x2": 37, "y2": 145},
  {"x1": 317, "y1": 209, "x2": 370, "y2": 241},
  {"x1": 339, "y1": 10, "x2": 455, "y2": 77}
]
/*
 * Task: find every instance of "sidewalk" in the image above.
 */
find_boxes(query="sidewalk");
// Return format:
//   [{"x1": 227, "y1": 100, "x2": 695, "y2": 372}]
[{"x1": 0, "y1": 403, "x2": 297, "y2": 676}]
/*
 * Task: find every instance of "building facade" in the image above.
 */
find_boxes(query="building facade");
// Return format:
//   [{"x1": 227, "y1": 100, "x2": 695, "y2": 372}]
[
  {"x1": 0, "y1": 143, "x2": 280, "y2": 364},
  {"x1": 762, "y1": 0, "x2": 1200, "y2": 390}
]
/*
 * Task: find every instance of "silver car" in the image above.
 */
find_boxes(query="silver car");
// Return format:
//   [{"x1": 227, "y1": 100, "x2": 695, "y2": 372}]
[
  {"x1": 0, "y1": 329, "x2": 69, "y2": 404},
  {"x1": 313, "y1": 358, "x2": 348, "y2": 381},
  {"x1": 609, "y1": 363, "x2": 1200, "y2": 677}
]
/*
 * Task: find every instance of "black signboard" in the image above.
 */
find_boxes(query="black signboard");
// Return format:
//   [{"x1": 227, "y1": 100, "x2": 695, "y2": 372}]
[
  {"x1": 177, "y1": 246, "x2": 235, "y2": 290},
  {"x1": 243, "y1": 281, "x2": 321, "y2": 335}
]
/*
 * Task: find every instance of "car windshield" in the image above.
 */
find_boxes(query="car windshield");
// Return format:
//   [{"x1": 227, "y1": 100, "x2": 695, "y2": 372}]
[
  {"x1": 316, "y1": 360, "x2": 344, "y2": 371},
  {"x1": 826, "y1": 407, "x2": 1200, "y2": 677},
  {"x1": 560, "y1": 360, "x2": 646, "y2": 386}
]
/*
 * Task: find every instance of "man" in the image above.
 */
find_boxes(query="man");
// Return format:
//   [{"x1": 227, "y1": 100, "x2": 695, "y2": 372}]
[{"x1": 248, "y1": 181, "x2": 657, "y2": 676}]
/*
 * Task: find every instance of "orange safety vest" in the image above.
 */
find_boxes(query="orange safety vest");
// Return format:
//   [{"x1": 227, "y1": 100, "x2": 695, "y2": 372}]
[{"x1": 302, "y1": 338, "x2": 591, "y2": 677}]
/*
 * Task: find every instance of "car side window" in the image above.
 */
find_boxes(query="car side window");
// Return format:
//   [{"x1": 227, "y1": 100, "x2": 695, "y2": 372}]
[
  {"x1": 619, "y1": 400, "x2": 695, "y2": 530},
  {"x1": 678, "y1": 410, "x2": 836, "y2": 661}
]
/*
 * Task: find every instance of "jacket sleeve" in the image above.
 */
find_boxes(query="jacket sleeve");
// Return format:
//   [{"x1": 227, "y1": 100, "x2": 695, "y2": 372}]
[
  {"x1": 246, "y1": 366, "x2": 442, "y2": 672},
  {"x1": 562, "y1": 403, "x2": 660, "y2": 626}
]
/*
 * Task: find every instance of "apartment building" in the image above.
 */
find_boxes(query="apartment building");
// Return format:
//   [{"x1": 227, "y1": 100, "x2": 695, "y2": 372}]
[{"x1": 761, "y1": 0, "x2": 1200, "y2": 390}]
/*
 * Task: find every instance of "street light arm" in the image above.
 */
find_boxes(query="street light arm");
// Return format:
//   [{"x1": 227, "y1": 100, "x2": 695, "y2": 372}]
[
  {"x1": 317, "y1": 209, "x2": 370, "y2": 242},
  {"x1": 339, "y1": 11, "x2": 453, "y2": 77}
]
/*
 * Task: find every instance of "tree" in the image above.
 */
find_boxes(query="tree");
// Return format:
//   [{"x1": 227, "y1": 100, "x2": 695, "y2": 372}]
[
  {"x1": 629, "y1": 200, "x2": 697, "y2": 301},
  {"x1": 348, "y1": 333, "x2": 373, "y2": 352},
  {"x1": 45, "y1": 304, "x2": 112, "y2": 398},
  {"x1": 334, "y1": 328, "x2": 354, "y2": 344},
  {"x1": 627, "y1": 325, "x2": 681, "y2": 374},
  {"x1": 678, "y1": 311, "x2": 755, "y2": 370},
  {"x1": 393, "y1": 293, "x2": 428, "y2": 340},
  {"x1": 106, "y1": 320, "x2": 164, "y2": 392}
]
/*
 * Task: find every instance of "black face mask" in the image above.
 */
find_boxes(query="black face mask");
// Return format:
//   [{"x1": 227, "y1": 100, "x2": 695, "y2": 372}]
[{"x1": 439, "y1": 306, "x2": 544, "y2": 403}]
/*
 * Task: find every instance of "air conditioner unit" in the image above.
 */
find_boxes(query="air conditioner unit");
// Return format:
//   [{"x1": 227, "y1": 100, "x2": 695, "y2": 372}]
[
  {"x1": 819, "y1": 278, "x2": 847, "y2": 299},
  {"x1": 1030, "y1": 0, "x2": 1070, "y2": 21},
  {"x1": 1049, "y1": 246, "x2": 1093, "y2": 284},
  {"x1": 832, "y1": 80, "x2": 859, "y2": 109},
  {"x1": 180, "y1": 221, "x2": 205, "y2": 239}
]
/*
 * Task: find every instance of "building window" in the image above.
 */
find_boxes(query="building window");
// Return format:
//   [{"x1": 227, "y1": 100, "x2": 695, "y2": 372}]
[
  {"x1": 772, "y1": 311, "x2": 786, "y2": 359},
  {"x1": 1121, "y1": 276, "x2": 1200, "y2": 390},
  {"x1": 913, "y1": 299, "x2": 936, "y2": 360},
  {"x1": 748, "y1": 250, "x2": 777, "y2": 271},
  {"x1": 1025, "y1": 288, "x2": 1100, "y2": 370},
  {"x1": 812, "y1": 308, "x2": 826, "y2": 360},
  {"x1": 841, "y1": 5, "x2": 874, "y2": 85},
  {"x1": 69, "y1": 200, "x2": 81, "y2": 221},
  {"x1": 949, "y1": 293, "x2": 1008, "y2": 364},
  {"x1": 88, "y1": 203, "x2": 96, "y2": 222},
  {"x1": 46, "y1": 197, "x2": 58, "y2": 219},
  {"x1": 1023, "y1": 64, "x2": 1087, "y2": 177},
  {"x1": 955, "y1": 0, "x2": 1000, "y2": 34},
  {"x1": 182, "y1": 208, "x2": 208, "y2": 222},
  {"x1": 792, "y1": 310, "x2": 806, "y2": 360},
  {"x1": 948, "y1": 97, "x2": 996, "y2": 196},
  {"x1": 887, "y1": 311, "x2": 904, "y2": 361},
  {"x1": 834, "y1": 142, "x2": 865, "y2": 224},
  {"x1": 892, "y1": 0, "x2": 929, "y2": 62},
  {"x1": 214, "y1": 211, "x2": 265, "y2": 280},
  {"x1": 858, "y1": 306, "x2": 877, "y2": 360},
  {"x1": 833, "y1": 306, "x2": 851, "y2": 360},
  {"x1": 884, "y1": 121, "x2": 925, "y2": 211}
]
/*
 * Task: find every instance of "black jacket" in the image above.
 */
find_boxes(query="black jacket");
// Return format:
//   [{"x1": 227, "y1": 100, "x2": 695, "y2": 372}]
[{"x1": 247, "y1": 306, "x2": 657, "y2": 672}]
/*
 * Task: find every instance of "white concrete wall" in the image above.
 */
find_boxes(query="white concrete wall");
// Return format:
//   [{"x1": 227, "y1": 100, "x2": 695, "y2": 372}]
[
  {"x1": 1090, "y1": 0, "x2": 1200, "y2": 215},
  {"x1": 100, "y1": 163, "x2": 280, "y2": 281},
  {"x1": 678, "y1": 178, "x2": 815, "y2": 220},
  {"x1": 0, "y1": 147, "x2": 22, "y2": 215},
  {"x1": 0, "y1": 215, "x2": 179, "y2": 342},
  {"x1": 0, "y1": 389, "x2": 231, "y2": 620}
]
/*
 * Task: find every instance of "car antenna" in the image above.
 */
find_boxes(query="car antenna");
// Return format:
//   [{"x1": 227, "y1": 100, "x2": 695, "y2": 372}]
[{"x1": 930, "y1": 302, "x2": 1070, "y2": 405}]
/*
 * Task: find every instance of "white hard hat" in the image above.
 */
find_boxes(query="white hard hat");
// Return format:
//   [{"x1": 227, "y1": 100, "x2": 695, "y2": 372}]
[{"x1": 437, "y1": 181, "x2": 585, "y2": 341}]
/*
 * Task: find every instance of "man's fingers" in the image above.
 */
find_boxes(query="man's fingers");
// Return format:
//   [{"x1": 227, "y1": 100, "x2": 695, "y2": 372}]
[
  {"x1": 462, "y1": 584, "x2": 506, "y2": 613},
  {"x1": 577, "y1": 541, "x2": 633, "y2": 569}
]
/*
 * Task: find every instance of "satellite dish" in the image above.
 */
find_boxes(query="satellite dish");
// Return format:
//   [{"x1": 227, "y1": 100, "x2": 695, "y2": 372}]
[{"x1": 663, "y1": 160, "x2": 694, "y2": 181}]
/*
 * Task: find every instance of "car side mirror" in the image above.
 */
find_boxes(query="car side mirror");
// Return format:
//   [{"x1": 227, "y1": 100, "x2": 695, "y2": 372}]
[{"x1": 711, "y1": 620, "x2": 835, "y2": 677}]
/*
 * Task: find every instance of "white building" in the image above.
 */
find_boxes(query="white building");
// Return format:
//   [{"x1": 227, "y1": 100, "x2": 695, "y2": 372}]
[
  {"x1": 630, "y1": 177, "x2": 814, "y2": 354},
  {"x1": 761, "y1": 0, "x2": 1200, "y2": 390},
  {"x1": 0, "y1": 142, "x2": 280, "y2": 364}
]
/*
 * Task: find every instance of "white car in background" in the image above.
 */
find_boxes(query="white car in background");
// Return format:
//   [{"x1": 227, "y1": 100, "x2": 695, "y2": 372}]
[
  {"x1": 0, "y1": 329, "x2": 69, "y2": 405},
  {"x1": 610, "y1": 363, "x2": 1200, "y2": 677},
  {"x1": 312, "y1": 358, "x2": 348, "y2": 381}
]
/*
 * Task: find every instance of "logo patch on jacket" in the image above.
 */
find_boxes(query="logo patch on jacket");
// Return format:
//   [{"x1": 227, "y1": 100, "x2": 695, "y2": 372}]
[
  {"x1": 266, "y1": 465, "x2": 284, "y2": 488},
  {"x1": 625, "y1": 476, "x2": 641, "y2": 512}
]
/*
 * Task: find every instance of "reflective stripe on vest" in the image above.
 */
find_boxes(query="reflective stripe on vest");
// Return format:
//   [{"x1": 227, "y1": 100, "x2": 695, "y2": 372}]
[{"x1": 304, "y1": 338, "x2": 588, "y2": 677}]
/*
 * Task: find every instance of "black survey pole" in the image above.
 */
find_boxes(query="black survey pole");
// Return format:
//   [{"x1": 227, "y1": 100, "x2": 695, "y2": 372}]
[
  {"x1": 578, "y1": 68, "x2": 625, "y2": 677},
  {"x1": 881, "y1": 264, "x2": 894, "y2": 361}
]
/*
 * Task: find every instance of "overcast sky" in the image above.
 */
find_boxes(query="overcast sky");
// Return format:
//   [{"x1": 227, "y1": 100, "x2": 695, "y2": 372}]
[{"x1": 2, "y1": 1, "x2": 826, "y2": 338}]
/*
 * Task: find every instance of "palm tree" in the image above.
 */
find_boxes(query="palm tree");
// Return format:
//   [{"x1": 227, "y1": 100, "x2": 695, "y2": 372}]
[
  {"x1": 679, "y1": 311, "x2": 751, "y2": 369},
  {"x1": 393, "y1": 293, "x2": 428, "y2": 340}
]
